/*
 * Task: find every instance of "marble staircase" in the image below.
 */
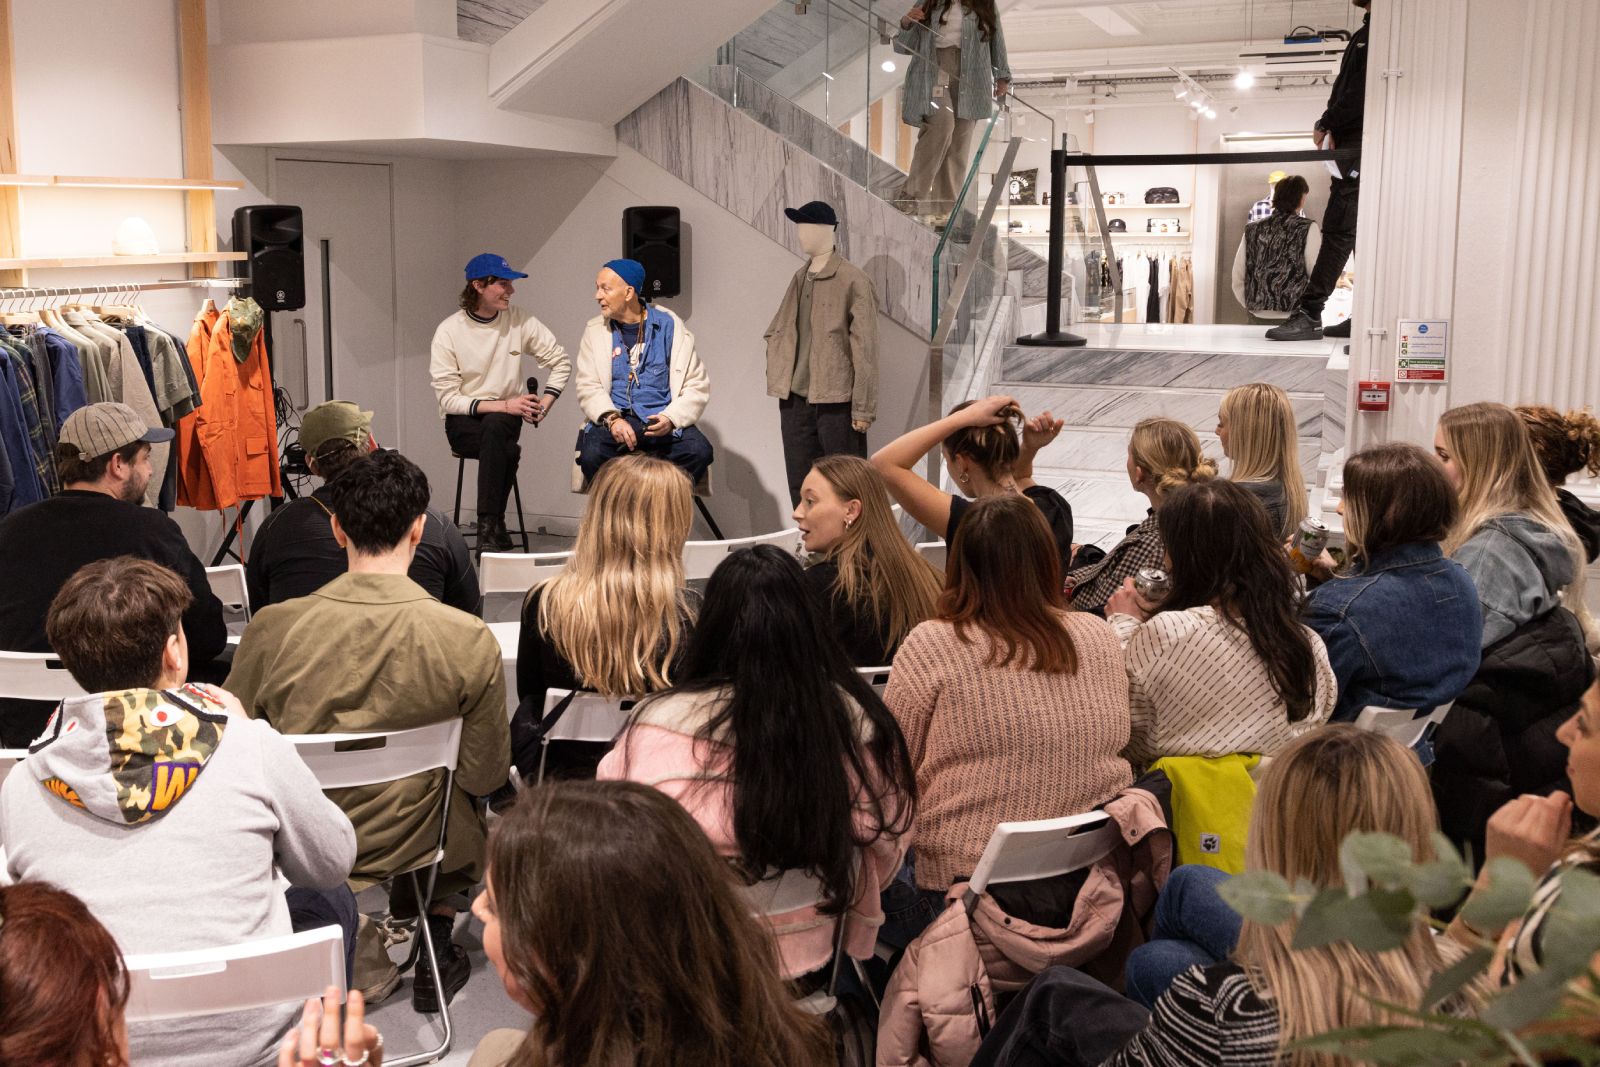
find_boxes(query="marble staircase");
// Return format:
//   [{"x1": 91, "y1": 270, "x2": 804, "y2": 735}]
[{"x1": 990, "y1": 325, "x2": 1348, "y2": 549}]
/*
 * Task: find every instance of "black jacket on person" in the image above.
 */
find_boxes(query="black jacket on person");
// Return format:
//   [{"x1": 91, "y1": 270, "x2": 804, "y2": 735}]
[
  {"x1": 1431, "y1": 605, "x2": 1595, "y2": 862},
  {"x1": 1558, "y1": 487, "x2": 1600, "y2": 564},
  {"x1": 803, "y1": 558, "x2": 898, "y2": 668},
  {"x1": 1317, "y1": 13, "x2": 1370, "y2": 144},
  {"x1": 0, "y1": 490, "x2": 228, "y2": 746},
  {"x1": 245, "y1": 486, "x2": 480, "y2": 615}
]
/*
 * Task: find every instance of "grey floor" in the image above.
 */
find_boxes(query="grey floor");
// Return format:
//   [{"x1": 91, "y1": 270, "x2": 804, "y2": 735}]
[{"x1": 358, "y1": 893, "x2": 533, "y2": 1067}]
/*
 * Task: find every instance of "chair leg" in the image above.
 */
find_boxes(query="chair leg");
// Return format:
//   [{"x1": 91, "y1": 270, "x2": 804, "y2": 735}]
[
  {"x1": 694, "y1": 497, "x2": 725, "y2": 540},
  {"x1": 510, "y1": 479, "x2": 530, "y2": 553},
  {"x1": 536, "y1": 740, "x2": 550, "y2": 787},
  {"x1": 452, "y1": 457, "x2": 465, "y2": 529},
  {"x1": 384, "y1": 871, "x2": 454, "y2": 1067}
]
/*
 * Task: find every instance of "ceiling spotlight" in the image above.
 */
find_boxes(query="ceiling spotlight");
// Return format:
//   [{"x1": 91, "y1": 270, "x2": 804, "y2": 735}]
[
  {"x1": 1204, "y1": 107, "x2": 1218, "y2": 119},
  {"x1": 1190, "y1": 98, "x2": 1206, "y2": 110},
  {"x1": 1174, "y1": 85, "x2": 1190, "y2": 100},
  {"x1": 881, "y1": 59, "x2": 896, "y2": 72},
  {"x1": 1085, "y1": 109, "x2": 1096, "y2": 125},
  {"x1": 1235, "y1": 69, "x2": 1256, "y2": 90}
]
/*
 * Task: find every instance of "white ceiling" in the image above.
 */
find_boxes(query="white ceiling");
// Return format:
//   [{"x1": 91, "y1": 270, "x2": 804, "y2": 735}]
[{"x1": 1004, "y1": 0, "x2": 1359, "y2": 55}]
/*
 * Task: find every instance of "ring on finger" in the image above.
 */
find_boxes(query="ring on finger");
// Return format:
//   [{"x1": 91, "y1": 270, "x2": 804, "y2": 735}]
[
  {"x1": 318, "y1": 1049, "x2": 342, "y2": 1067},
  {"x1": 343, "y1": 1034, "x2": 383, "y2": 1066}
]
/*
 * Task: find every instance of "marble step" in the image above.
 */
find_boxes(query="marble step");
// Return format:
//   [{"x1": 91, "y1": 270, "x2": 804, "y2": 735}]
[
  {"x1": 1034, "y1": 427, "x2": 1320, "y2": 484},
  {"x1": 1000, "y1": 325, "x2": 1341, "y2": 395},
  {"x1": 998, "y1": 381, "x2": 1323, "y2": 437}
]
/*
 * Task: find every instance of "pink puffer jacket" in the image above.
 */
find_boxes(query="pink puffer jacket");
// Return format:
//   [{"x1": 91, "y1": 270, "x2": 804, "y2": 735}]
[{"x1": 876, "y1": 782, "x2": 1172, "y2": 1067}]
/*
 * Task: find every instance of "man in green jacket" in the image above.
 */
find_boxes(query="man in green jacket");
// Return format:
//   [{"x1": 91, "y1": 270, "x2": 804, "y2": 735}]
[{"x1": 226, "y1": 450, "x2": 509, "y2": 1013}]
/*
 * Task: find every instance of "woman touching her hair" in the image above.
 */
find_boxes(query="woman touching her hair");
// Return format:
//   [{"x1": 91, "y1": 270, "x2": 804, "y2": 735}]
[
  {"x1": 872, "y1": 394, "x2": 1075, "y2": 574},
  {"x1": 794, "y1": 454, "x2": 943, "y2": 666}
]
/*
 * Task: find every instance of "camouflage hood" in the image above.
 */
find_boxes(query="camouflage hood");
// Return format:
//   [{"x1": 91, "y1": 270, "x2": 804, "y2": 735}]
[{"x1": 28, "y1": 686, "x2": 228, "y2": 826}]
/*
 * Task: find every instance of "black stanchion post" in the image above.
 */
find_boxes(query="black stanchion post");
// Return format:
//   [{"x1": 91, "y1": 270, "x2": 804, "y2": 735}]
[{"x1": 1015, "y1": 145, "x2": 1086, "y2": 347}]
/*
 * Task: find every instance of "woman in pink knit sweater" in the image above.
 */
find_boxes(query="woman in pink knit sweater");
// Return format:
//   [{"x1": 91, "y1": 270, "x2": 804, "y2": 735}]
[
  {"x1": 598, "y1": 545, "x2": 916, "y2": 981},
  {"x1": 886, "y1": 495, "x2": 1133, "y2": 895}
]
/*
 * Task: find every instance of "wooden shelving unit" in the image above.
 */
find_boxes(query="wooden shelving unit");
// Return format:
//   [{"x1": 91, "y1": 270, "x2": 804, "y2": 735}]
[{"x1": 0, "y1": 252, "x2": 247, "y2": 270}]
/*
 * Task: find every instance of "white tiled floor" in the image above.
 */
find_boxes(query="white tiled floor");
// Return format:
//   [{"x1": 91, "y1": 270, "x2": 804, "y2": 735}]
[{"x1": 1065, "y1": 322, "x2": 1341, "y2": 358}]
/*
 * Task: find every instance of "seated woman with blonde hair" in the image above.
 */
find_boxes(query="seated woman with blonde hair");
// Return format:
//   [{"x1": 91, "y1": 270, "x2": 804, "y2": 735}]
[
  {"x1": 1216, "y1": 382, "x2": 1306, "y2": 538},
  {"x1": 795, "y1": 454, "x2": 943, "y2": 665}
]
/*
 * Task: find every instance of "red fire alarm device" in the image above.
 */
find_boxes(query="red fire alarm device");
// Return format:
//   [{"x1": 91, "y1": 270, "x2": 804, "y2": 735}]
[{"x1": 1358, "y1": 380, "x2": 1392, "y2": 412}]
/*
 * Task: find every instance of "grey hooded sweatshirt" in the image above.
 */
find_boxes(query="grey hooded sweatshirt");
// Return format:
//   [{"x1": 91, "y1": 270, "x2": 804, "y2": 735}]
[
  {"x1": 0, "y1": 685, "x2": 356, "y2": 1067},
  {"x1": 1452, "y1": 514, "x2": 1579, "y2": 648}
]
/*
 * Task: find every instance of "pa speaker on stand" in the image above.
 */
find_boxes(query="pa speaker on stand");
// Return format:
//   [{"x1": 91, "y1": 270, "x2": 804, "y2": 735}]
[
  {"x1": 233, "y1": 205, "x2": 306, "y2": 312},
  {"x1": 622, "y1": 206, "x2": 682, "y2": 300}
]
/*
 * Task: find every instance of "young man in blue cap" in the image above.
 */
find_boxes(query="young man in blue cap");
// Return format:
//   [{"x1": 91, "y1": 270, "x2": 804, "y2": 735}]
[
  {"x1": 574, "y1": 258, "x2": 713, "y2": 485},
  {"x1": 429, "y1": 253, "x2": 572, "y2": 551}
]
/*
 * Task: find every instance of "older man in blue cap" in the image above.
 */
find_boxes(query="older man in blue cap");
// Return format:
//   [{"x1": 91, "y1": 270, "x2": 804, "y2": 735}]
[
  {"x1": 574, "y1": 258, "x2": 712, "y2": 485},
  {"x1": 429, "y1": 252, "x2": 572, "y2": 551}
]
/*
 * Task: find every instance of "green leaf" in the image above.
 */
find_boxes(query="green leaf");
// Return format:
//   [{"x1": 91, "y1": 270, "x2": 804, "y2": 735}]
[
  {"x1": 1293, "y1": 887, "x2": 1417, "y2": 952},
  {"x1": 1343, "y1": 832, "x2": 1415, "y2": 892},
  {"x1": 1460, "y1": 859, "x2": 1538, "y2": 931},
  {"x1": 1480, "y1": 965, "x2": 1570, "y2": 1031},
  {"x1": 1216, "y1": 870, "x2": 1295, "y2": 925},
  {"x1": 1292, "y1": 1020, "x2": 1506, "y2": 1066},
  {"x1": 1541, "y1": 869, "x2": 1600, "y2": 975},
  {"x1": 1422, "y1": 946, "x2": 1494, "y2": 1010},
  {"x1": 1408, "y1": 857, "x2": 1473, "y2": 909}
]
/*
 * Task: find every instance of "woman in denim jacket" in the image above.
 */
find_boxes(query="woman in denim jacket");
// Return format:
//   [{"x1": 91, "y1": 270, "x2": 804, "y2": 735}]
[{"x1": 1303, "y1": 443, "x2": 1482, "y2": 723}]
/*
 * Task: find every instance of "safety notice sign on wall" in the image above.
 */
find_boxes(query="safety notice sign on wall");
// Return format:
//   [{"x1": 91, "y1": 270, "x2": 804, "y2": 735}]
[{"x1": 1396, "y1": 319, "x2": 1449, "y2": 383}]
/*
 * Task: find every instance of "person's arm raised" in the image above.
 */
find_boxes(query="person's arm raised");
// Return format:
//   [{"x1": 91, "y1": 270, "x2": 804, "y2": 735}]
[{"x1": 870, "y1": 394, "x2": 1017, "y2": 536}]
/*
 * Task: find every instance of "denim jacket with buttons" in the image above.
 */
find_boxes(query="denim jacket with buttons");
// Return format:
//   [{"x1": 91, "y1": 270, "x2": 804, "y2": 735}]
[{"x1": 1303, "y1": 541, "x2": 1483, "y2": 722}]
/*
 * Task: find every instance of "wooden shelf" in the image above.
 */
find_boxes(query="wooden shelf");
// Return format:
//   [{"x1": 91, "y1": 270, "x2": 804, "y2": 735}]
[
  {"x1": 0, "y1": 174, "x2": 243, "y2": 191},
  {"x1": 0, "y1": 252, "x2": 247, "y2": 269}
]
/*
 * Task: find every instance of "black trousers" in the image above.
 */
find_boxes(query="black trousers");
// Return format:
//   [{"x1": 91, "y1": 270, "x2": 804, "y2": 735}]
[
  {"x1": 1299, "y1": 161, "x2": 1360, "y2": 317},
  {"x1": 779, "y1": 395, "x2": 866, "y2": 507},
  {"x1": 445, "y1": 412, "x2": 523, "y2": 522}
]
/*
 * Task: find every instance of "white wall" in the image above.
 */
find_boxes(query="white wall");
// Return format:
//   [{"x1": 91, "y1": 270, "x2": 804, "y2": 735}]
[{"x1": 452, "y1": 145, "x2": 932, "y2": 538}]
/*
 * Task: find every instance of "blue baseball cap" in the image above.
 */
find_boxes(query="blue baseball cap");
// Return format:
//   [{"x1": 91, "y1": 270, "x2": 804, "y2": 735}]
[{"x1": 464, "y1": 252, "x2": 528, "y2": 281}]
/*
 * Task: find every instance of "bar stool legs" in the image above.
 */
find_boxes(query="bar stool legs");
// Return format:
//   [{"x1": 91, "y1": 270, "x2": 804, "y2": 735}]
[{"x1": 452, "y1": 454, "x2": 530, "y2": 553}]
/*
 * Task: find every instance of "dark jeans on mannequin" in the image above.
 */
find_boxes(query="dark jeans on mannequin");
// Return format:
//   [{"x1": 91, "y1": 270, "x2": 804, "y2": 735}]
[
  {"x1": 779, "y1": 395, "x2": 867, "y2": 507},
  {"x1": 1299, "y1": 150, "x2": 1361, "y2": 317},
  {"x1": 576, "y1": 414, "x2": 714, "y2": 486},
  {"x1": 444, "y1": 412, "x2": 523, "y2": 523}
]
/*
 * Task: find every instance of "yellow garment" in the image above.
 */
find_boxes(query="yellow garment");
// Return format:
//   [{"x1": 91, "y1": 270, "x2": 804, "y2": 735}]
[{"x1": 1146, "y1": 753, "x2": 1259, "y2": 874}]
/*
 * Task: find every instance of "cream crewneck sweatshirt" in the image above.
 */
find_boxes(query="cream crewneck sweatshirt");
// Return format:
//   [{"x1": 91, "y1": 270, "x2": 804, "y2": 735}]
[{"x1": 429, "y1": 306, "x2": 573, "y2": 417}]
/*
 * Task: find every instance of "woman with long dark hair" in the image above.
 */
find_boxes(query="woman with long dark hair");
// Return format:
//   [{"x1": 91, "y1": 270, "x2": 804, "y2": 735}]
[
  {"x1": 598, "y1": 545, "x2": 916, "y2": 979},
  {"x1": 467, "y1": 781, "x2": 833, "y2": 1067},
  {"x1": 1106, "y1": 479, "x2": 1334, "y2": 768},
  {"x1": 887, "y1": 494, "x2": 1131, "y2": 900}
]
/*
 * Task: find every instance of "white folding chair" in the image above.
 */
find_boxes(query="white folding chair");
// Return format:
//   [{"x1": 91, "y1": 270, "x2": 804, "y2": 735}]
[
  {"x1": 0, "y1": 650, "x2": 87, "y2": 701},
  {"x1": 0, "y1": 749, "x2": 19, "y2": 887},
  {"x1": 205, "y1": 564, "x2": 250, "y2": 623},
  {"x1": 914, "y1": 541, "x2": 947, "y2": 570},
  {"x1": 479, "y1": 551, "x2": 572, "y2": 622},
  {"x1": 534, "y1": 688, "x2": 637, "y2": 784},
  {"x1": 744, "y1": 864, "x2": 877, "y2": 1012},
  {"x1": 857, "y1": 666, "x2": 891, "y2": 698},
  {"x1": 287, "y1": 719, "x2": 463, "y2": 1067},
  {"x1": 123, "y1": 924, "x2": 344, "y2": 1023},
  {"x1": 967, "y1": 811, "x2": 1120, "y2": 905},
  {"x1": 487, "y1": 620, "x2": 520, "y2": 720},
  {"x1": 1353, "y1": 702, "x2": 1454, "y2": 751},
  {"x1": 682, "y1": 538, "x2": 736, "y2": 581}
]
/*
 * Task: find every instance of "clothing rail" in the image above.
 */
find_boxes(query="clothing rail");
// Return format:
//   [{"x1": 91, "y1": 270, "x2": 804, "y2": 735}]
[{"x1": 0, "y1": 278, "x2": 246, "y2": 302}]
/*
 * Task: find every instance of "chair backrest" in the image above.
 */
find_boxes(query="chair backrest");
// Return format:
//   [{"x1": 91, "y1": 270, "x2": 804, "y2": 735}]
[
  {"x1": 743, "y1": 866, "x2": 828, "y2": 917},
  {"x1": 541, "y1": 688, "x2": 637, "y2": 744},
  {"x1": 123, "y1": 924, "x2": 345, "y2": 1022},
  {"x1": 682, "y1": 528, "x2": 804, "y2": 580},
  {"x1": 857, "y1": 666, "x2": 891, "y2": 697},
  {"x1": 0, "y1": 651, "x2": 87, "y2": 701},
  {"x1": 287, "y1": 719, "x2": 463, "y2": 790},
  {"x1": 915, "y1": 541, "x2": 947, "y2": 570},
  {"x1": 486, "y1": 620, "x2": 520, "y2": 720},
  {"x1": 479, "y1": 551, "x2": 573, "y2": 596},
  {"x1": 1353, "y1": 702, "x2": 1454, "y2": 750},
  {"x1": 968, "y1": 811, "x2": 1120, "y2": 896},
  {"x1": 205, "y1": 563, "x2": 250, "y2": 620}
]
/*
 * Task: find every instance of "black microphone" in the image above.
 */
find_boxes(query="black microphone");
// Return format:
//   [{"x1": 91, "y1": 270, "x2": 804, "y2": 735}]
[{"x1": 526, "y1": 376, "x2": 540, "y2": 429}]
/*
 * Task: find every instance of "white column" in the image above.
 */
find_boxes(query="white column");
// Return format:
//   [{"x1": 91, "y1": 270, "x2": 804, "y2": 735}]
[{"x1": 1350, "y1": 0, "x2": 1600, "y2": 455}]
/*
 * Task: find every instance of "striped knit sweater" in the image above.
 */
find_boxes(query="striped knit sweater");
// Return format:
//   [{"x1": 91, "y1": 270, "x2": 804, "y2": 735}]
[
  {"x1": 1102, "y1": 962, "x2": 1281, "y2": 1066},
  {"x1": 885, "y1": 612, "x2": 1133, "y2": 890},
  {"x1": 1109, "y1": 605, "x2": 1336, "y2": 768}
]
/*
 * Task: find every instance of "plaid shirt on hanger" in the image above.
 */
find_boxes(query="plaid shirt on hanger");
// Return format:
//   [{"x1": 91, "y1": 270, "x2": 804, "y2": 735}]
[
  {"x1": 1249, "y1": 197, "x2": 1274, "y2": 223},
  {"x1": 2, "y1": 343, "x2": 58, "y2": 495}
]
